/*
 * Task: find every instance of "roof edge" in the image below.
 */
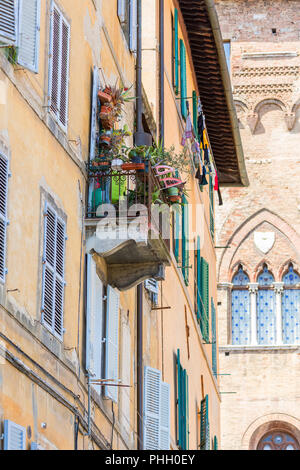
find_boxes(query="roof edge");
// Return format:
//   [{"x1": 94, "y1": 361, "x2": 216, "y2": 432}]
[{"x1": 204, "y1": 0, "x2": 249, "y2": 187}]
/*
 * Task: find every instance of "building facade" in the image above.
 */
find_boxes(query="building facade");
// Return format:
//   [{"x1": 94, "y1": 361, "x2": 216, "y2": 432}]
[
  {"x1": 0, "y1": 0, "x2": 246, "y2": 450},
  {"x1": 215, "y1": 0, "x2": 300, "y2": 450}
]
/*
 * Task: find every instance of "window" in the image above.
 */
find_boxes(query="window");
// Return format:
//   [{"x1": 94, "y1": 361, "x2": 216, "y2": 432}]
[
  {"x1": 3, "y1": 419, "x2": 26, "y2": 450},
  {"x1": 180, "y1": 39, "x2": 187, "y2": 119},
  {"x1": 48, "y1": 2, "x2": 70, "y2": 130},
  {"x1": 195, "y1": 242, "x2": 210, "y2": 343},
  {"x1": 257, "y1": 265, "x2": 276, "y2": 345},
  {"x1": 145, "y1": 278, "x2": 159, "y2": 305},
  {"x1": 209, "y1": 175, "x2": 214, "y2": 240},
  {"x1": 258, "y1": 431, "x2": 299, "y2": 450},
  {"x1": 41, "y1": 202, "x2": 66, "y2": 340},
  {"x1": 223, "y1": 41, "x2": 231, "y2": 72},
  {"x1": 211, "y1": 298, "x2": 217, "y2": 376},
  {"x1": 143, "y1": 366, "x2": 170, "y2": 450},
  {"x1": 173, "y1": 8, "x2": 179, "y2": 95},
  {"x1": 0, "y1": 152, "x2": 9, "y2": 283},
  {"x1": 0, "y1": 0, "x2": 18, "y2": 45},
  {"x1": 181, "y1": 195, "x2": 189, "y2": 285},
  {"x1": 231, "y1": 266, "x2": 250, "y2": 345},
  {"x1": 282, "y1": 264, "x2": 300, "y2": 344},
  {"x1": 117, "y1": 0, "x2": 137, "y2": 52},
  {"x1": 176, "y1": 349, "x2": 189, "y2": 449}
]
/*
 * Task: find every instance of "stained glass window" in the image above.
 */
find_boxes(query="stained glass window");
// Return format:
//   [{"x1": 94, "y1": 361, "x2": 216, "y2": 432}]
[
  {"x1": 257, "y1": 266, "x2": 276, "y2": 345},
  {"x1": 282, "y1": 265, "x2": 300, "y2": 344},
  {"x1": 231, "y1": 267, "x2": 250, "y2": 345},
  {"x1": 258, "y1": 431, "x2": 299, "y2": 450}
]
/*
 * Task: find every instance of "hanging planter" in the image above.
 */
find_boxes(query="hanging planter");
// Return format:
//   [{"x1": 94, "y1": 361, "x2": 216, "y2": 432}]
[{"x1": 98, "y1": 90, "x2": 112, "y2": 104}]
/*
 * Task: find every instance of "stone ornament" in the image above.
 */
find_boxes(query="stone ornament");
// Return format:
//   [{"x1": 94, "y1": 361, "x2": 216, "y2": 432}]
[{"x1": 254, "y1": 232, "x2": 275, "y2": 254}]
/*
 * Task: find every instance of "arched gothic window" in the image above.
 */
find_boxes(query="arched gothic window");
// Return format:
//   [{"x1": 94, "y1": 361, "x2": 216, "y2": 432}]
[
  {"x1": 256, "y1": 265, "x2": 276, "y2": 345},
  {"x1": 257, "y1": 431, "x2": 299, "y2": 450},
  {"x1": 282, "y1": 264, "x2": 300, "y2": 344},
  {"x1": 231, "y1": 266, "x2": 250, "y2": 345}
]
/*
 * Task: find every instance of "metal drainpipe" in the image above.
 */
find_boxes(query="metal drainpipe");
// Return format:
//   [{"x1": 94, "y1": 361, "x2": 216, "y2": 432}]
[
  {"x1": 136, "y1": 0, "x2": 143, "y2": 451},
  {"x1": 159, "y1": 0, "x2": 164, "y2": 144}
]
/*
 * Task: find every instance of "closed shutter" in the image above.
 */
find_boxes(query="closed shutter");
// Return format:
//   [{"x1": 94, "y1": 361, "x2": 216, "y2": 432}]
[
  {"x1": 211, "y1": 298, "x2": 217, "y2": 376},
  {"x1": 3, "y1": 420, "x2": 26, "y2": 450},
  {"x1": 174, "y1": 8, "x2": 179, "y2": 95},
  {"x1": 181, "y1": 195, "x2": 189, "y2": 285},
  {"x1": 31, "y1": 442, "x2": 44, "y2": 450},
  {"x1": 105, "y1": 285, "x2": 120, "y2": 402},
  {"x1": 200, "y1": 395, "x2": 209, "y2": 450},
  {"x1": 209, "y1": 175, "x2": 214, "y2": 240},
  {"x1": 41, "y1": 202, "x2": 66, "y2": 340},
  {"x1": 145, "y1": 278, "x2": 159, "y2": 305},
  {"x1": 196, "y1": 236, "x2": 201, "y2": 323},
  {"x1": 177, "y1": 349, "x2": 188, "y2": 449},
  {"x1": 160, "y1": 381, "x2": 170, "y2": 450},
  {"x1": 17, "y1": 0, "x2": 40, "y2": 72},
  {"x1": 86, "y1": 254, "x2": 103, "y2": 391},
  {"x1": 0, "y1": 0, "x2": 18, "y2": 45},
  {"x1": 200, "y1": 257, "x2": 209, "y2": 342},
  {"x1": 129, "y1": 0, "x2": 137, "y2": 52},
  {"x1": 48, "y1": 2, "x2": 70, "y2": 130},
  {"x1": 143, "y1": 366, "x2": 161, "y2": 450},
  {"x1": 213, "y1": 435, "x2": 218, "y2": 450},
  {"x1": 117, "y1": 0, "x2": 126, "y2": 23},
  {"x1": 180, "y1": 39, "x2": 187, "y2": 119},
  {"x1": 89, "y1": 66, "x2": 99, "y2": 162},
  {"x1": 192, "y1": 91, "x2": 198, "y2": 139},
  {"x1": 0, "y1": 153, "x2": 9, "y2": 283}
]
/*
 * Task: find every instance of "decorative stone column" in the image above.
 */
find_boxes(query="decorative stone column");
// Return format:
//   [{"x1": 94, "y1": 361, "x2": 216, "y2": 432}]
[
  {"x1": 248, "y1": 283, "x2": 259, "y2": 346},
  {"x1": 273, "y1": 282, "x2": 284, "y2": 345}
]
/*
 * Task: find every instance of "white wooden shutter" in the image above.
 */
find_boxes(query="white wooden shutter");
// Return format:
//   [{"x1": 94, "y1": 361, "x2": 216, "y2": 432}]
[
  {"x1": 143, "y1": 366, "x2": 161, "y2": 450},
  {"x1": 129, "y1": 0, "x2": 137, "y2": 52},
  {"x1": 86, "y1": 254, "x2": 103, "y2": 392},
  {"x1": 48, "y1": 2, "x2": 70, "y2": 130},
  {"x1": 160, "y1": 381, "x2": 170, "y2": 449},
  {"x1": 31, "y1": 442, "x2": 44, "y2": 450},
  {"x1": 145, "y1": 278, "x2": 159, "y2": 295},
  {"x1": 4, "y1": 420, "x2": 26, "y2": 450},
  {"x1": 0, "y1": 0, "x2": 18, "y2": 45},
  {"x1": 17, "y1": 0, "x2": 40, "y2": 72},
  {"x1": 105, "y1": 285, "x2": 120, "y2": 402},
  {"x1": 117, "y1": 0, "x2": 126, "y2": 23},
  {"x1": 0, "y1": 153, "x2": 9, "y2": 283},
  {"x1": 41, "y1": 203, "x2": 66, "y2": 340}
]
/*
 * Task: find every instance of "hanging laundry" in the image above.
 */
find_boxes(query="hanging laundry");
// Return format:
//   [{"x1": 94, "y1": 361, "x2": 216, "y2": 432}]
[
  {"x1": 181, "y1": 113, "x2": 194, "y2": 146},
  {"x1": 214, "y1": 172, "x2": 219, "y2": 191}
]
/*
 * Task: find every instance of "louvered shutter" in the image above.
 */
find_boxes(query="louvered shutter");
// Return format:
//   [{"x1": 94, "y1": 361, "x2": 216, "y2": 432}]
[
  {"x1": 211, "y1": 298, "x2": 217, "y2": 376},
  {"x1": 129, "y1": 0, "x2": 137, "y2": 52},
  {"x1": 0, "y1": 153, "x2": 9, "y2": 283},
  {"x1": 105, "y1": 285, "x2": 120, "y2": 402},
  {"x1": 160, "y1": 381, "x2": 170, "y2": 450},
  {"x1": 143, "y1": 366, "x2": 161, "y2": 450},
  {"x1": 0, "y1": 0, "x2": 18, "y2": 45},
  {"x1": 31, "y1": 442, "x2": 44, "y2": 450},
  {"x1": 145, "y1": 278, "x2": 159, "y2": 295},
  {"x1": 200, "y1": 395, "x2": 209, "y2": 450},
  {"x1": 86, "y1": 254, "x2": 103, "y2": 391},
  {"x1": 48, "y1": 2, "x2": 70, "y2": 130},
  {"x1": 174, "y1": 8, "x2": 179, "y2": 95},
  {"x1": 192, "y1": 91, "x2": 198, "y2": 139},
  {"x1": 41, "y1": 203, "x2": 66, "y2": 340},
  {"x1": 89, "y1": 66, "x2": 99, "y2": 162},
  {"x1": 17, "y1": 0, "x2": 40, "y2": 72},
  {"x1": 209, "y1": 175, "x2": 215, "y2": 239},
  {"x1": 117, "y1": 0, "x2": 126, "y2": 23},
  {"x1": 200, "y1": 257, "x2": 209, "y2": 342},
  {"x1": 196, "y1": 236, "x2": 201, "y2": 323},
  {"x1": 3, "y1": 420, "x2": 26, "y2": 450},
  {"x1": 180, "y1": 39, "x2": 187, "y2": 119},
  {"x1": 213, "y1": 435, "x2": 218, "y2": 450},
  {"x1": 181, "y1": 195, "x2": 189, "y2": 285}
]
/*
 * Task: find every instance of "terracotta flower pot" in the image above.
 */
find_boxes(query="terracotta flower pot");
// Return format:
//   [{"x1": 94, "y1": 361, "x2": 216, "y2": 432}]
[
  {"x1": 121, "y1": 163, "x2": 145, "y2": 171},
  {"x1": 98, "y1": 90, "x2": 112, "y2": 104},
  {"x1": 168, "y1": 195, "x2": 181, "y2": 203}
]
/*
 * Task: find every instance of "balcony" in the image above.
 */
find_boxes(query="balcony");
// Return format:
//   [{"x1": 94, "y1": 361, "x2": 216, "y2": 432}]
[{"x1": 85, "y1": 162, "x2": 172, "y2": 290}]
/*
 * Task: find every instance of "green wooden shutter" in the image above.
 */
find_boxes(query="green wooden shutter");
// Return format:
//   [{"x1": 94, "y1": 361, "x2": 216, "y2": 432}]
[
  {"x1": 213, "y1": 435, "x2": 218, "y2": 450},
  {"x1": 181, "y1": 195, "x2": 189, "y2": 285},
  {"x1": 200, "y1": 258, "x2": 209, "y2": 342},
  {"x1": 209, "y1": 175, "x2": 215, "y2": 240},
  {"x1": 174, "y1": 8, "x2": 179, "y2": 95},
  {"x1": 211, "y1": 298, "x2": 217, "y2": 376},
  {"x1": 180, "y1": 39, "x2": 187, "y2": 119},
  {"x1": 177, "y1": 349, "x2": 189, "y2": 450},
  {"x1": 192, "y1": 90, "x2": 198, "y2": 139},
  {"x1": 200, "y1": 395, "x2": 210, "y2": 450},
  {"x1": 196, "y1": 236, "x2": 201, "y2": 323}
]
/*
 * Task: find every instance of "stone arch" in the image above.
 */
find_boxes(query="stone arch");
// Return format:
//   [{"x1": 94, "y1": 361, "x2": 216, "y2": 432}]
[
  {"x1": 279, "y1": 259, "x2": 300, "y2": 281},
  {"x1": 253, "y1": 98, "x2": 286, "y2": 115},
  {"x1": 230, "y1": 260, "x2": 252, "y2": 283},
  {"x1": 254, "y1": 259, "x2": 276, "y2": 282},
  {"x1": 241, "y1": 414, "x2": 300, "y2": 450},
  {"x1": 234, "y1": 100, "x2": 248, "y2": 129},
  {"x1": 218, "y1": 209, "x2": 300, "y2": 283}
]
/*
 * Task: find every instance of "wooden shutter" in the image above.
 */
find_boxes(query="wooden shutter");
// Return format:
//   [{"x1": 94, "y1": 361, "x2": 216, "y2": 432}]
[
  {"x1": 200, "y1": 257, "x2": 209, "y2": 342},
  {"x1": 192, "y1": 91, "x2": 198, "y2": 138},
  {"x1": 196, "y1": 236, "x2": 201, "y2": 323},
  {"x1": 0, "y1": 153, "x2": 9, "y2": 283},
  {"x1": 117, "y1": 0, "x2": 126, "y2": 23},
  {"x1": 211, "y1": 298, "x2": 217, "y2": 376},
  {"x1": 105, "y1": 285, "x2": 120, "y2": 402},
  {"x1": 31, "y1": 442, "x2": 44, "y2": 450},
  {"x1": 177, "y1": 349, "x2": 188, "y2": 449},
  {"x1": 143, "y1": 366, "x2": 161, "y2": 450},
  {"x1": 4, "y1": 420, "x2": 26, "y2": 450},
  {"x1": 129, "y1": 0, "x2": 137, "y2": 52},
  {"x1": 145, "y1": 278, "x2": 159, "y2": 295},
  {"x1": 49, "y1": 2, "x2": 70, "y2": 130},
  {"x1": 209, "y1": 175, "x2": 214, "y2": 240},
  {"x1": 0, "y1": 0, "x2": 18, "y2": 45},
  {"x1": 86, "y1": 254, "x2": 103, "y2": 391},
  {"x1": 160, "y1": 381, "x2": 170, "y2": 450},
  {"x1": 174, "y1": 8, "x2": 179, "y2": 94},
  {"x1": 180, "y1": 39, "x2": 187, "y2": 119},
  {"x1": 200, "y1": 395, "x2": 209, "y2": 450},
  {"x1": 41, "y1": 203, "x2": 66, "y2": 340},
  {"x1": 213, "y1": 435, "x2": 218, "y2": 450},
  {"x1": 89, "y1": 66, "x2": 99, "y2": 162},
  {"x1": 18, "y1": 0, "x2": 40, "y2": 72},
  {"x1": 181, "y1": 195, "x2": 189, "y2": 285}
]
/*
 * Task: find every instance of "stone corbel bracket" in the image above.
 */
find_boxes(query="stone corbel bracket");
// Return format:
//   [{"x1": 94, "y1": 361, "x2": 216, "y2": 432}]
[
  {"x1": 247, "y1": 113, "x2": 259, "y2": 134},
  {"x1": 284, "y1": 112, "x2": 296, "y2": 131}
]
